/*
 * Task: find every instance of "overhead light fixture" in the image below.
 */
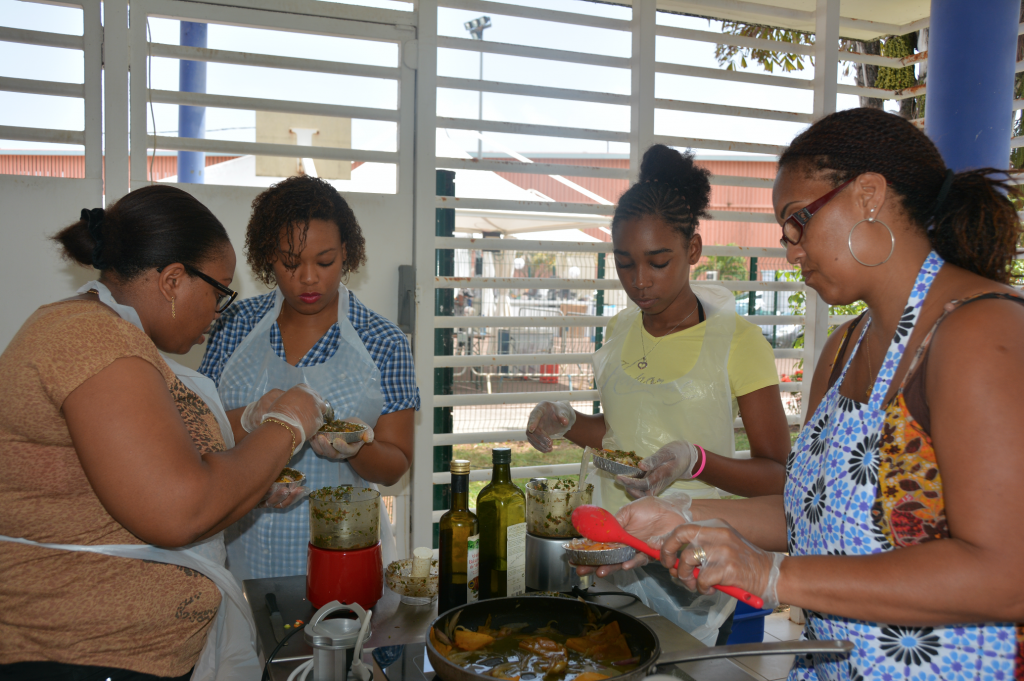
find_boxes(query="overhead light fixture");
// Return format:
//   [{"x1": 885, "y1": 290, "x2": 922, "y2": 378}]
[{"x1": 464, "y1": 16, "x2": 491, "y2": 40}]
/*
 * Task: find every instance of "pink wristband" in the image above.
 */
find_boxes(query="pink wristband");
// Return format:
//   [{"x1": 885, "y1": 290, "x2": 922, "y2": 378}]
[{"x1": 692, "y1": 445, "x2": 707, "y2": 478}]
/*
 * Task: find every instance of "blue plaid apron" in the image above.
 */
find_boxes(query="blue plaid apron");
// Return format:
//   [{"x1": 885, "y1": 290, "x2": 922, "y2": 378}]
[{"x1": 217, "y1": 284, "x2": 391, "y2": 579}]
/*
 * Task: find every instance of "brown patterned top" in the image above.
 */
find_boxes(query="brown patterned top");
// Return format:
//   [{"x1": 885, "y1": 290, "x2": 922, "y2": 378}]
[{"x1": 0, "y1": 299, "x2": 225, "y2": 676}]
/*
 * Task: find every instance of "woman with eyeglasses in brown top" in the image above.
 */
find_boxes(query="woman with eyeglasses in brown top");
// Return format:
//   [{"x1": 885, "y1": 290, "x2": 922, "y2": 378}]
[{"x1": 0, "y1": 184, "x2": 326, "y2": 681}]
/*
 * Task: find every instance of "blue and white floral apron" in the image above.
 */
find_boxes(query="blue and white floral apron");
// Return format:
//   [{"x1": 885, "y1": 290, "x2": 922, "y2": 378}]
[{"x1": 784, "y1": 252, "x2": 1019, "y2": 681}]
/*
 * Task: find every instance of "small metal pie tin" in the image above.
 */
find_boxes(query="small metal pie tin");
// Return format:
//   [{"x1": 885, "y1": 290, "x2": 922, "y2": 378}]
[
  {"x1": 562, "y1": 541, "x2": 636, "y2": 566},
  {"x1": 586, "y1": 446, "x2": 644, "y2": 478},
  {"x1": 273, "y1": 467, "x2": 306, "y2": 493},
  {"x1": 318, "y1": 421, "x2": 368, "y2": 444}
]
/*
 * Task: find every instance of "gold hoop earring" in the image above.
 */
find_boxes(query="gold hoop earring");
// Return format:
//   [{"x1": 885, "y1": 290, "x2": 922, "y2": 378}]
[
  {"x1": 171, "y1": 297, "x2": 176, "y2": 319},
  {"x1": 848, "y1": 217, "x2": 895, "y2": 267}
]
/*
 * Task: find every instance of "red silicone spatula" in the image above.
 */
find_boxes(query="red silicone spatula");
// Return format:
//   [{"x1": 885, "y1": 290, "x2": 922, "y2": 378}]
[{"x1": 571, "y1": 504, "x2": 764, "y2": 609}]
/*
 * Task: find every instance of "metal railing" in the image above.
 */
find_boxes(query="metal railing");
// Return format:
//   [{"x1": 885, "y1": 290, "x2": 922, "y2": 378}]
[
  {"x1": 125, "y1": 0, "x2": 415, "y2": 194},
  {"x1": 0, "y1": 0, "x2": 103, "y2": 187}
]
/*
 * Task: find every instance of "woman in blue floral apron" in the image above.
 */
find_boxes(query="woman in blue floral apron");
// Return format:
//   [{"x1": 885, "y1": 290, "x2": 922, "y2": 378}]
[{"x1": 601, "y1": 108, "x2": 1024, "y2": 680}]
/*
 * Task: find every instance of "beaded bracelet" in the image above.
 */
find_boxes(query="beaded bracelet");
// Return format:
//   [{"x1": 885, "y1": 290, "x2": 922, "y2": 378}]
[{"x1": 262, "y1": 417, "x2": 297, "y2": 462}]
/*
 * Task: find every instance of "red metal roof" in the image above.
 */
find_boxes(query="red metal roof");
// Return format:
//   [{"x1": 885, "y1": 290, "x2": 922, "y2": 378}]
[
  {"x1": 2, "y1": 152, "x2": 788, "y2": 272},
  {"x1": 490, "y1": 157, "x2": 788, "y2": 272},
  {"x1": 0, "y1": 155, "x2": 238, "y2": 194}
]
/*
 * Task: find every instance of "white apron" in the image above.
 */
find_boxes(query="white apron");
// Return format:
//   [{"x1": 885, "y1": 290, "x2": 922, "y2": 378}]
[
  {"x1": 590, "y1": 285, "x2": 738, "y2": 645},
  {"x1": 216, "y1": 284, "x2": 396, "y2": 581},
  {"x1": 0, "y1": 281, "x2": 260, "y2": 681}
]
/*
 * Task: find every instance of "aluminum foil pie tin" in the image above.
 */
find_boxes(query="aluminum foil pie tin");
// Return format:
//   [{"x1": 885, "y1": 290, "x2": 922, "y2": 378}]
[{"x1": 562, "y1": 541, "x2": 637, "y2": 566}]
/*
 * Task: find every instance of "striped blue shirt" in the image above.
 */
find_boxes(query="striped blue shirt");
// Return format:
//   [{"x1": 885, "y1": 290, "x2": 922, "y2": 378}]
[{"x1": 200, "y1": 290, "x2": 420, "y2": 415}]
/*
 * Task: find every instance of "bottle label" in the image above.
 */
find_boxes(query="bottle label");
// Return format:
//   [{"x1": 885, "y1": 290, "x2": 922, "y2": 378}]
[
  {"x1": 467, "y1": 534, "x2": 480, "y2": 603},
  {"x1": 506, "y1": 522, "x2": 527, "y2": 597}
]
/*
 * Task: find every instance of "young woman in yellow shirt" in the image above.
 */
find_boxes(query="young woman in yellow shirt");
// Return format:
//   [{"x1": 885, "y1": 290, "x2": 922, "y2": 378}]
[{"x1": 526, "y1": 145, "x2": 791, "y2": 645}]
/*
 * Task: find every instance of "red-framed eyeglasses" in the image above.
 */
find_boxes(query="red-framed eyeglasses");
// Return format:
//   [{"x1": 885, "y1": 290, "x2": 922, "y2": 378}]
[{"x1": 779, "y1": 179, "x2": 854, "y2": 248}]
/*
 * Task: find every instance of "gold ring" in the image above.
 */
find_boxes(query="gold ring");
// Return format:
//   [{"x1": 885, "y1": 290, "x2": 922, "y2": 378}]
[{"x1": 691, "y1": 546, "x2": 707, "y2": 565}]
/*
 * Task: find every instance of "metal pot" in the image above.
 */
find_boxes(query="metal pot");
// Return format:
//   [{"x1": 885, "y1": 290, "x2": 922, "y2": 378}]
[{"x1": 425, "y1": 596, "x2": 852, "y2": 681}]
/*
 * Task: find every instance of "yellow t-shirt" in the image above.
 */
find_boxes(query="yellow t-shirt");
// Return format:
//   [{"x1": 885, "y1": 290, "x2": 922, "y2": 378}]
[{"x1": 606, "y1": 309, "x2": 779, "y2": 418}]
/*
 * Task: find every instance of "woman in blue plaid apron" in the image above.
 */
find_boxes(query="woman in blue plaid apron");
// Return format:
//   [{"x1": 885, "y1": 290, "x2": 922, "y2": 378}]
[{"x1": 201, "y1": 177, "x2": 419, "y2": 584}]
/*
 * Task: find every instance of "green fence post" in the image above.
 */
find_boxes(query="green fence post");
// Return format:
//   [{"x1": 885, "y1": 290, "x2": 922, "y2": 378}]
[
  {"x1": 747, "y1": 256, "x2": 758, "y2": 316},
  {"x1": 433, "y1": 170, "x2": 455, "y2": 548},
  {"x1": 593, "y1": 252, "x2": 605, "y2": 415}
]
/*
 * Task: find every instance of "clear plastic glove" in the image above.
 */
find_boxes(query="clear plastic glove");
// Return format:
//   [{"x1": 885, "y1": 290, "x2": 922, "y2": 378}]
[
  {"x1": 526, "y1": 400, "x2": 577, "y2": 452},
  {"x1": 260, "y1": 383, "x2": 327, "y2": 453},
  {"x1": 310, "y1": 416, "x2": 374, "y2": 461},
  {"x1": 240, "y1": 389, "x2": 285, "y2": 433},
  {"x1": 573, "y1": 492, "x2": 692, "y2": 578},
  {"x1": 659, "y1": 519, "x2": 784, "y2": 609},
  {"x1": 257, "y1": 482, "x2": 309, "y2": 509},
  {"x1": 617, "y1": 440, "x2": 698, "y2": 499}
]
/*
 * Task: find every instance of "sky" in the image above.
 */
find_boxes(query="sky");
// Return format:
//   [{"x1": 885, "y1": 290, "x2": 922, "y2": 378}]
[{"x1": 1, "y1": 0, "x2": 875, "y2": 165}]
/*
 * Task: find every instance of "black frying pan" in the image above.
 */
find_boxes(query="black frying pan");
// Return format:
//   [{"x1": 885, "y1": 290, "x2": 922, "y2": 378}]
[{"x1": 425, "y1": 596, "x2": 852, "y2": 681}]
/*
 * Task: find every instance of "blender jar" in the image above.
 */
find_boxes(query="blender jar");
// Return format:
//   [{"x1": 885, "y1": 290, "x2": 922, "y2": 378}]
[
  {"x1": 309, "y1": 486, "x2": 381, "y2": 550},
  {"x1": 525, "y1": 478, "x2": 593, "y2": 538}
]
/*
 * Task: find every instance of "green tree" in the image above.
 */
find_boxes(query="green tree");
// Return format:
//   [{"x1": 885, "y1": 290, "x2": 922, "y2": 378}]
[
  {"x1": 694, "y1": 253, "x2": 748, "y2": 281},
  {"x1": 715, "y1": 23, "x2": 925, "y2": 120},
  {"x1": 714, "y1": 22, "x2": 813, "y2": 73},
  {"x1": 694, "y1": 248, "x2": 749, "y2": 301},
  {"x1": 778, "y1": 269, "x2": 867, "y2": 356},
  {"x1": 1010, "y1": 8, "x2": 1024, "y2": 171},
  {"x1": 524, "y1": 253, "x2": 556, "y2": 279}
]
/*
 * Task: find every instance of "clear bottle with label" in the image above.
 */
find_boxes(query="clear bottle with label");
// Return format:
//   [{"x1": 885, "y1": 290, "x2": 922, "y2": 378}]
[
  {"x1": 438, "y1": 459, "x2": 480, "y2": 612},
  {"x1": 476, "y1": 447, "x2": 527, "y2": 599}
]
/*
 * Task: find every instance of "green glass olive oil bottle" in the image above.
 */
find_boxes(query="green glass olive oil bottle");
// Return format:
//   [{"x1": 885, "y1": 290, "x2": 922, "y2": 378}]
[
  {"x1": 475, "y1": 447, "x2": 526, "y2": 599},
  {"x1": 438, "y1": 459, "x2": 479, "y2": 612}
]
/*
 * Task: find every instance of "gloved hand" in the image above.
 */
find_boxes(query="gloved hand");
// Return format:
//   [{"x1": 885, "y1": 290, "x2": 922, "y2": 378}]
[
  {"x1": 617, "y1": 440, "x2": 699, "y2": 499},
  {"x1": 573, "y1": 492, "x2": 692, "y2": 578},
  {"x1": 310, "y1": 416, "x2": 374, "y2": 461},
  {"x1": 257, "y1": 481, "x2": 309, "y2": 509},
  {"x1": 526, "y1": 400, "x2": 577, "y2": 452},
  {"x1": 618, "y1": 490, "x2": 694, "y2": 541},
  {"x1": 659, "y1": 519, "x2": 784, "y2": 609},
  {"x1": 260, "y1": 383, "x2": 327, "y2": 453},
  {"x1": 240, "y1": 389, "x2": 285, "y2": 433}
]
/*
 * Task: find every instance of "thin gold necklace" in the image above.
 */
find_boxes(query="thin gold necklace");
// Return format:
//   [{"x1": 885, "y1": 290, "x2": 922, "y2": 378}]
[{"x1": 637, "y1": 297, "x2": 700, "y2": 370}]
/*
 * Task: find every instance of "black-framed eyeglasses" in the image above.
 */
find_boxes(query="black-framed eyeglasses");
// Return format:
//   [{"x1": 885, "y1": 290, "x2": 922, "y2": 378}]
[
  {"x1": 780, "y1": 179, "x2": 854, "y2": 248},
  {"x1": 186, "y1": 265, "x2": 237, "y2": 313}
]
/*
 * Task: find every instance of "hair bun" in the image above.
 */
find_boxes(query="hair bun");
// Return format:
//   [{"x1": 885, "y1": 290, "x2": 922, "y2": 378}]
[
  {"x1": 639, "y1": 145, "x2": 692, "y2": 186},
  {"x1": 612, "y1": 144, "x2": 712, "y2": 239},
  {"x1": 52, "y1": 185, "x2": 228, "y2": 280},
  {"x1": 637, "y1": 144, "x2": 712, "y2": 217}
]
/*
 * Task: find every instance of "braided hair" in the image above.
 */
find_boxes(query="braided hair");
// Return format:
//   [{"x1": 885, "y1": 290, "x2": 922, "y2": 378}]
[
  {"x1": 613, "y1": 145, "x2": 712, "y2": 239},
  {"x1": 779, "y1": 107, "x2": 1020, "y2": 284}
]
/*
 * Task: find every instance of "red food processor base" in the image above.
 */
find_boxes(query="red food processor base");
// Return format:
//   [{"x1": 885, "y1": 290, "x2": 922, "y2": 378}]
[{"x1": 306, "y1": 541, "x2": 384, "y2": 611}]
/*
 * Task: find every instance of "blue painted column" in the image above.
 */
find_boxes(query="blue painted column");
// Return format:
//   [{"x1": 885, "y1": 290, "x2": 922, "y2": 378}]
[
  {"x1": 177, "y1": 22, "x2": 207, "y2": 183},
  {"x1": 925, "y1": 0, "x2": 1019, "y2": 171}
]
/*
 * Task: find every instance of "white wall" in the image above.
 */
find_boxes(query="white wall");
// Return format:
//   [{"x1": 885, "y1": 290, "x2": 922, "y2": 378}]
[
  {"x1": 0, "y1": 177, "x2": 412, "y2": 370},
  {"x1": 0, "y1": 176, "x2": 104, "y2": 351}
]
